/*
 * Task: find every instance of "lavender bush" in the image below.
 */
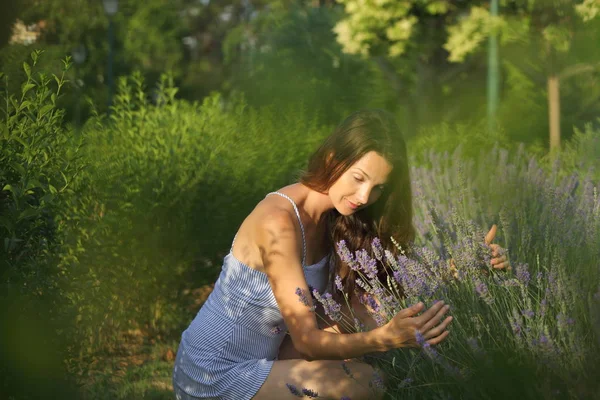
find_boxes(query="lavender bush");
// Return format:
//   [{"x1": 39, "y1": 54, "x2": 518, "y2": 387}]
[{"x1": 308, "y1": 146, "x2": 599, "y2": 399}]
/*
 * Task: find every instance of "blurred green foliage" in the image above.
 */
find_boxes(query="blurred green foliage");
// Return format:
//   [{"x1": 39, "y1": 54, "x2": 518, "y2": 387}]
[{"x1": 0, "y1": 50, "x2": 81, "y2": 400}]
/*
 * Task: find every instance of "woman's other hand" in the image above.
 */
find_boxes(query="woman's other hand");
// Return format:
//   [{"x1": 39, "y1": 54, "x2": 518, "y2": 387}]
[
  {"x1": 383, "y1": 301, "x2": 452, "y2": 349},
  {"x1": 485, "y1": 224, "x2": 511, "y2": 271}
]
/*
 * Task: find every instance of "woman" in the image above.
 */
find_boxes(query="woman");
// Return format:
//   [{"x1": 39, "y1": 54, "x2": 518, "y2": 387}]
[{"x1": 173, "y1": 109, "x2": 505, "y2": 400}]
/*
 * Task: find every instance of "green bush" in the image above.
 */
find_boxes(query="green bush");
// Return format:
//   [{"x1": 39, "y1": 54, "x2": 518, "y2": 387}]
[
  {"x1": 57, "y1": 72, "x2": 332, "y2": 362},
  {"x1": 0, "y1": 50, "x2": 82, "y2": 399},
  {"x1": 407, "y1": 122, "x2": 515, "y2": 165},
  {"x1": 540, "y1": 121, "x2": 600, "y2": 184}
]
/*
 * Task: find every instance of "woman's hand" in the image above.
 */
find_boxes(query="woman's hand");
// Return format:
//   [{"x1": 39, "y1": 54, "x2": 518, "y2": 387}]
[
  {"x1": 449, "y1": 224, "x2": 511, "y2": 278},
  {"x1": 485, "y1": 224, "x2": 511, "y2": 271},
  {"x1": 383, "y1": 301, "x2": 452, "y2": 349}
]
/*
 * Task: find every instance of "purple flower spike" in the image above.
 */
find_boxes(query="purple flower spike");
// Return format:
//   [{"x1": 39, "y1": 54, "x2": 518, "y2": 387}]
[
  {"x1": 336, "y1": 240, "x2": 359, "y2": 270},
  {"x1": 370, "y1": 371, "x2": 386, "y2": 390},
  {"x1": 286, "y1": 383, "x2": 303, "y2": 397},
  {"x1": 334, "y1": 275, "x2": 343, "y2": 291},
  {"x1": 313, "y1": 290, "x2": 342, "y2": 321},
  {"x1": 474, "y1": 279, "x2": 494, "y2": 305},
  {"x1": 295, "y1": 288, "x2": 315, "y2": 312},
  {"x1": 372, "y1": 237, "x2": 384, "y2": 260},
  {"x1": 397, "y1": 377, "x2": 413, "y2": 388},
  {"x1": 356, "y1": 249, "x2": 378, "y2": 279},
  {"x1": 515, "y1": 264, "x2": 531, "y2": 286},
  {"x1": 302, "y1": 388, "x2": 319, "y2": 398},
  {"x1": 522, "y1": 310, "x2": 534, "y2": 318}
]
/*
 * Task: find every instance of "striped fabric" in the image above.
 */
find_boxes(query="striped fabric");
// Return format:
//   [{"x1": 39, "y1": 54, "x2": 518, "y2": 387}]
[{"x1": 173, "y1": 192, "x2": 330, "y2": 399}]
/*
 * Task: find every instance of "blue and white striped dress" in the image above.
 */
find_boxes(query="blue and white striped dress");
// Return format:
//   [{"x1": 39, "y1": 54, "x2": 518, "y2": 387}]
[{"x1": 173, "y1": 191, "x2": 330, "y2": 400}]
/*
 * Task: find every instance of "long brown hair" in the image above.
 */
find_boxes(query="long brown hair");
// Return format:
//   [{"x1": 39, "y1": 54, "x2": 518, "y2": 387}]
[{"x1": 300, "y1": 109, "x2": 414, "y2": 298}]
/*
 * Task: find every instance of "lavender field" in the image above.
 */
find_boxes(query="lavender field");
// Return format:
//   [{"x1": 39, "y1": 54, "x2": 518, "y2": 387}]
[{"x1": 312, "y1": 146, "x2": 600, "y2": 399}]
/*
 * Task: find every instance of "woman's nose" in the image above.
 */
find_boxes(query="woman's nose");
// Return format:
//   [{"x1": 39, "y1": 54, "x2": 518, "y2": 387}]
[{"x1": 357, "y1": 187, "x2": 371, "y2": 205}]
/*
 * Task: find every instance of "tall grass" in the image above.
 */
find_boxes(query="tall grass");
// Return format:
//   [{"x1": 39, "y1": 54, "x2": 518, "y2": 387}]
[{"x1": 314, "y1": 145, "x2": 600, "y2": 399}]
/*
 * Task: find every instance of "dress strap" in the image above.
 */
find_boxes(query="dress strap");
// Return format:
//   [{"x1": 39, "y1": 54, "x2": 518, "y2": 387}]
[{"x1": 265, "y1": 191, "x2": 306, "y2": 267}]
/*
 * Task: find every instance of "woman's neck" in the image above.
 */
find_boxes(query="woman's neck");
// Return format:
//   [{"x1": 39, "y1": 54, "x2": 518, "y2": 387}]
[{"x1": 293, "y1": 183, "x2": 334, "y2": 226}]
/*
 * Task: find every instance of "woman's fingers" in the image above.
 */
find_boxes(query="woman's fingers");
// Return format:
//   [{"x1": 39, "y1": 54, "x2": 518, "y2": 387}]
[
  {"x1": 493, "y1": 261, "x2": 511, "y2": 270},
  {"x1": 484, "y1": 224, "x2": 497, "y2": 245},
  {"x1": 420, "y1": 304, "x2": 450, "y2": 333},
  {"x1": 426, "y1": 329, "x2": 450, "y2": 346},
  {"x1": 414, "y1": 301, "x2": 446, "y2": 327},
  {"x1": 395, "y1": 302, "x2": 424, "y2": 319},
  {"x1": 423, "y1": 316, "x2": 453, "y2": 340}
]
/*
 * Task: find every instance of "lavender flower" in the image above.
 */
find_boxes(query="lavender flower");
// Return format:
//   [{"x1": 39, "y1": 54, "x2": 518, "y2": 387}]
[
  {"x1": 522, "y1": 310, "x2": 534, "y2": 318},
  {"x1": 384, "y1": 250, "x2": 398, "y2": 268},
  {"x1": 536, "y1": 271, "x2": 543, "y2": 284},
  {"x1": 372, "y1": 237, "x2": 384, "y2": 261},
  {"x1": 356, "y1": 249, "x2": 378, "y2": 280},
  {"x1": 353, "y1": 317, "x2": 365, "y2": 332},
  {"x1": 369, "y1": 371, "x2": 385, "y2": 390},
  {"x1": 302, "y1": 388, "x2": 319, "y2": 398},
  {"x1": 295, "y1": 288, "x2": 315, "y2": 312},
  {"x1": 363, "y1": 294, "x2": 380, "y2": 313},
  {"x1": 556, "y1": 313, "x2": 575, "y2": 329},
  {"x1": 336, "y1": 240, "x2": 359, "y2": 270},
  {"x1": 334, "y1": 275, "x2": 343, "y2": 292},
  {"x1": 286, "y1": 383, "x2": 302, "y2": 397},
  {"x1": 510, "y1": 319, "x2": 522, "y2": 336},
  {"x1": 474, "y1": 279, "x2": 494, "y2": 305},
  {"x1": 397, "y1": 377, "x2": 413, "y2": 389},
  {"x1": 515, "y1": 263, "x2": 531, "y2": 286},
  {"x1": 312, "y1": 289, "x2": 342, "y2": 321},
  {"x1": 270, "y1": 325, "x2": 282, "y2": 334},
  {"x1": 540, "y1": 298, "x2": 548, "y2": 317}
]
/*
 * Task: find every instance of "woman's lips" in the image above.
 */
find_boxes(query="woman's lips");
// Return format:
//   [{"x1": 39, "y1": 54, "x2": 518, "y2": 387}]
[{"x1": 347, "y1": 199, "x2": 358, "y2": 209}]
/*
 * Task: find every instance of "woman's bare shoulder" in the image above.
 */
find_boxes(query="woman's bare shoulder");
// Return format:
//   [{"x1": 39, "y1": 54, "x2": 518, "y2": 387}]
[{"x1": 251, "y1": 195, "x2": 299, "y2": 243}]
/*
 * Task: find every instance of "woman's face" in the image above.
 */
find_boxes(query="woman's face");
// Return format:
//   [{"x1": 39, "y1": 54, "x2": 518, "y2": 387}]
[{"x1": 328, "y1": 151, "x2": 393, "y2": 215}]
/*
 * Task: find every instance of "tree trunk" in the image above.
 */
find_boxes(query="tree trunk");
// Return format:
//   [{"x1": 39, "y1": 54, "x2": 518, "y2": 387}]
[{"x1": 547, "y1": 74, "x2": 561, "y2": 151}]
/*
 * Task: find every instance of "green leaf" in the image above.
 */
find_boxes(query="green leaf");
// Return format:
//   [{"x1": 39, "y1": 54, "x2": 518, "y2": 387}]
[
  {"x1": 17, "y1": 207, "x2": 40, "y2": 222},
  {"x1": 39, "y1": 193, "x2": 55, "y2": 205},
  {"x1": 38, "y1": 104, "x2": 54, "y2": 119},
  {"x1": 49, "y1": 184, "x2": 57, "y2": 194},
  {"x1": 21, "y1": 83, "x2": 35, "y2": 96},
  {"x1": 23, "y1": 62, "x2": 31, "y2": 78},
  {"x1": 18, "y1": 100, "x2": 32, "y2": 112},
  {"x1": 2, "y1": 184, "x2": 13, "y2": 193},
  {"x1": 10, "y1": 135, "x2": 28, "y2": 149}
]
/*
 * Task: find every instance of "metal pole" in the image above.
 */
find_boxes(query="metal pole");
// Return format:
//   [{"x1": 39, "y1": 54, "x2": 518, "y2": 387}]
[
  {"x1": 107, "y1": 17, "x2": 114, "y2": 117},
  {"x1": 487, "y1": 0, "x2": 499, "y2": 133}
]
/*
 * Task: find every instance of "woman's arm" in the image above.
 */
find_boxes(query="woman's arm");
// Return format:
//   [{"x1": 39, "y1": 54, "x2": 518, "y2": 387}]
[{"x1": 257, "y1": 210, "x2": 451, "y2": 361}]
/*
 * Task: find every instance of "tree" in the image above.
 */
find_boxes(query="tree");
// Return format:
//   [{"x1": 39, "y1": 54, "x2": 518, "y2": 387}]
[
  {"x1": 332, "y1": 0, "x2": 600, "y2": 149},
  {"x1": 331, "y1": 0, "x2": 492, "y2": 132},
  {"x1": 444, "y1": 0, "x2": 600, "y2": 151}
]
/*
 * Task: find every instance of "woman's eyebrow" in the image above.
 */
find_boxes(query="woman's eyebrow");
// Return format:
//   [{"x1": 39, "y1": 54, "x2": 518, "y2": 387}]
[
  {"x1": 356, "y1": 167, "x2": 387, "y2": 186},
  {"x1": 355, "y1": 167, "x2": 371, "y2": 179}
]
